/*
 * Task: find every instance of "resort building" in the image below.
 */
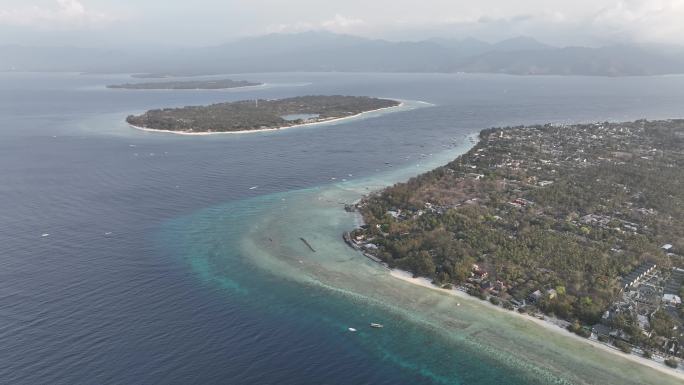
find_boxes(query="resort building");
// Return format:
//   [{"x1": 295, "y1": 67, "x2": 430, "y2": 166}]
[{"x1": 621, "y1": 263, "x2": 657, "y2": 290}]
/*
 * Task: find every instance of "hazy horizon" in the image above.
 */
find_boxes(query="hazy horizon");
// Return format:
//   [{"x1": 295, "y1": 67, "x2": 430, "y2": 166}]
[
  {"x1": 3, "y1": 3, "x2": 684, "y2": 385},
  {"x1": 2, "y1": 0, "x2": 684, "y2": 48}
]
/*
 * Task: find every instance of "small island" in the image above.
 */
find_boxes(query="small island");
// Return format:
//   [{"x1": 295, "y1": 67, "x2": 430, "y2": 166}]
[
  {"x1": 108, "y1": 78, "x2": 262, "y2": 90},
  {"x1": 130, "y1": 73, "x2": 170, "y2": 79},
  {"x1": 126, "y1": 95, "x2": 401, "y2": 133},
  {"x1": 348, "y1": 119, "x2": 684, "y2": 367}
]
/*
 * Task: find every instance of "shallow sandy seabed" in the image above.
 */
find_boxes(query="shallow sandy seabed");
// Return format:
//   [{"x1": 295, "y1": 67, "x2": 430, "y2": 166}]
[{"x1": 235, "y1": 137, "x2": 683, "y2": 385}]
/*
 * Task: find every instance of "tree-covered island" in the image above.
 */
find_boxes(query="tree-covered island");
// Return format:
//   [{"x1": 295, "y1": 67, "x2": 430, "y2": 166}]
[
  {"x1": 126, "y1": 95, "x2": 400, "y2": 133},
  {"x1": 130, "y1": 73, "x2": 170, "y2": 79},
  {"x1": 108, "y1": 78, "x2": 262, "y2": 90},
  {"x1": 349, "y1": 120, "x2": 684, "y2": 363}
]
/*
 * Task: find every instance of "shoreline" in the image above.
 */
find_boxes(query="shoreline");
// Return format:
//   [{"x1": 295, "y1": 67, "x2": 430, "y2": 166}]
[
  {"x1": 128, "y1": 100, "x2": 407, "y2": 136},
  {"x1": 107, "y1": 83, "x2": 268, "y2": 92},
  {"x1": 389, "y1": 268, "x2": 684, "y2": 380}
]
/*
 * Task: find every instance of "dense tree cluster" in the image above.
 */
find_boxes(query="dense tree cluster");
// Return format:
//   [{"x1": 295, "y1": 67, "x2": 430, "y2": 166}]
[
  {"x1": 108, "y1": 78, "x2": 261, "y2": 90},
  {"x1": 126, "y1": 95, "x2": 399, "y2": 132},
  {"x1": 354, "y1": 120, "x2": 684, "y2": 324}
]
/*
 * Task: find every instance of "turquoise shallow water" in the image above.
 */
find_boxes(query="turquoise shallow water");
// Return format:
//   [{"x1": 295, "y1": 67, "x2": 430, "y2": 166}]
[
  {"x1": 5, "y1": 72, "x2": 684, "y2": 384},
  {"x1": 158, "y1": 142, "x2": 683, "y2": 385},
  {"x1": 156, "y1": 194, "x2": 553, "y2": 384}
]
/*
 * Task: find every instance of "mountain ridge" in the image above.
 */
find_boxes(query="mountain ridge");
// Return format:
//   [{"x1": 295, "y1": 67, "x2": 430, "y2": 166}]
[{"x1": 3, "y1": 32, "x2": 684, "y2": 76}]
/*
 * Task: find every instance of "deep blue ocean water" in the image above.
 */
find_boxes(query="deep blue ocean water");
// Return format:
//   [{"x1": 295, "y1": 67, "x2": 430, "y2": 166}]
[{"x1": 2, "y1": 72, "x2": 684, "y2": 384}]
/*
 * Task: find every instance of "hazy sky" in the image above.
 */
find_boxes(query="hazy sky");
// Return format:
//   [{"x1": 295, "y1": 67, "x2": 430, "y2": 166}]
[{"x1": 1, "y1": 0, "x2": 683, "y2": 47}]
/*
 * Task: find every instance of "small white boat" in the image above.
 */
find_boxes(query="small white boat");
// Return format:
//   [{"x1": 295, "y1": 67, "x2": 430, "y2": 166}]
[
  {"x1": 41, "y1": 233, "x2": 50, "y2": 237},
  {"x1": 370, "y1": 323, "x2": 383, "y2": 328},
  {"x1": 249, "y1": 186, "x2": 258, "y2": 190},
  {"x1": 348, "y1": 327, "x2": 357, "y2": 332}
]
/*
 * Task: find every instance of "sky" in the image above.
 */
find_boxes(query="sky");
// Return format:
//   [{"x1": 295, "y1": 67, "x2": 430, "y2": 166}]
[{"x1": 1, "y1": 0, "x2": 683, "y2": 47}]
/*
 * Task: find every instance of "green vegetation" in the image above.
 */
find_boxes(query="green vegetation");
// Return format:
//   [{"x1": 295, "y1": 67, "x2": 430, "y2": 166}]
[
  {"x1": 109, "y1": 78, "x2": 261, "y2": 90},
  {"x1": 352, "y1": 120, "x2": 684, "y2": 327},
  {"x1": 567, "y1": 321, "x2": 591, "y2": 338},
  {"x1": 126, "y1": 95, "x2": 399, "y2": 133},
  {"x1": 665, "y1": 358, "x2": 679, "y2": 368},
  {"x1": 650, "y1": 310, "x2": 677, "y2": 339},
  {"x1": 610, "y1": 313, "x2": 640, "y2": 338},
  {"x1": 130, "y1": 73, "x2": 169, "y2": 79},
  {"x1": 614, "y1": 339, "x2": 632, "y2": 354}
]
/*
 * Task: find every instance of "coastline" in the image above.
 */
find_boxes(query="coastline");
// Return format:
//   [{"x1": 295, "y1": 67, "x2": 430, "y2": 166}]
[
  {"x1": 389, "y1": 265, "x2": 684, "y2": 380},
  {"x1": 341, "y1": 121, "x2": 684, "y2": 381},
  {"x1": 195, "y1": 127, "x2": 684, "y2": 384},
  {"x1": 108, "y1": 83, "x2": 268, "y2": 92},
  {"x1": 128, "y1": 100, "x2": 407, "y2": 136}
]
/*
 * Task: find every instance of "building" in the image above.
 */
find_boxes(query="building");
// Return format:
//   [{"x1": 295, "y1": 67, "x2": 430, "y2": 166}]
[
  {"x1": 637, "y1": 314, "x2": 651, "y2": 330},
  {"x1": 528, "y1": 290, "x2": 543, "y2": 303},
  {"x1": 621, "y1": 263, "x2": 657, "y2": 290},
  {"x1": 546, "y1": 288, "x2": 558, "y2": 299},
  {"x1": 473, "y1": 270, "x2": 488, "y2": 279},
  {"x1": 664, "y1": 268, "x2": 684, "y2": 297},
  {"x1": 663, "y1": 294, "x2": 682, "y2": 306},
  {"x1": 592, "y1": 323, "x2": 612, "y2": 337},
  {"x1": 472, "y1": 265, "x2": 489, "y2": 279}
]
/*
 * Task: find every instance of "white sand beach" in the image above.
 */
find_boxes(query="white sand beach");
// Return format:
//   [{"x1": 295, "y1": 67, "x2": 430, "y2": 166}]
[
  {"x1": 108, "y1": 83, "x2": 269, "y2": 92},
  {"x1": 128, "y1": 101, "x2": 406, "y2": 136},
  {"x1": 389, "y1": 269, "x2": 684, "y2": 381}
]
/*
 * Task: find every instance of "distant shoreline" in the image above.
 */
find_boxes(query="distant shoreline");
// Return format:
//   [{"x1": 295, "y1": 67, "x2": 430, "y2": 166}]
[
  {"x1": 110, "y1": 83, "x2": 268, "y2": 92},
  {"x1": 128, "y1": 100, "x2": 405, "y2": 136},
  {"x1": 107, "y1": 80, "x2": 265, "y2": 91}
]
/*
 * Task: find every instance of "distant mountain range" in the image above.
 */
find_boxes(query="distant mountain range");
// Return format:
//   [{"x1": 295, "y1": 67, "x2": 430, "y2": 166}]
[{"x1": 3, "y1": 32, "x2": 684, "y2": 76}]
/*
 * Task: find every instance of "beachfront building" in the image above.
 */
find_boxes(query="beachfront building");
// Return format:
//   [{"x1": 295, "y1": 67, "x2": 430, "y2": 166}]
[
  {"x1": 621, "y1": 263, "x2": 657, "y2": 290},
  {"x1": 664, "y1": 268, "x2": 684, "y2": 298},
  {"x1": 528, "y1": 290, "x2": 543, "y2": 303},
  {"x1": 663, "y1": 294, "x2": 682, "y2": 306}
]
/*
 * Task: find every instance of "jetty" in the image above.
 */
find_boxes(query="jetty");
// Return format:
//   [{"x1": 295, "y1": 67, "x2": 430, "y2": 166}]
[
  {"x1": 342, "y1": 232, "x2": 358, "y2": 249},
  {"x1": 343, "y1": 232, "x2": 390, "y2": 269}
]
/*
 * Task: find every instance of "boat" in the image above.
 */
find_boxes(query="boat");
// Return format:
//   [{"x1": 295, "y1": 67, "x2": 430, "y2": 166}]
[
  {"x1": 370, "y1": 323, "x2": 383, "y2": 328},
  {"x1": 348, "y1": 327, "x2": 357, "y2": 332}
]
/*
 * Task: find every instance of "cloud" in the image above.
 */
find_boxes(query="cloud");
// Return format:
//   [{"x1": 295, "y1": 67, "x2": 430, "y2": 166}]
[
  {"x1": 591, "y1": 0, "x2": 684, "y2": 44},
  {"x1": 378, "y1": 1, "x2": 684, "y2": 46},
  {"x1": 321, "y1": 14, "x2": 364, "y2": 29},
  {"x1": 2, "y1": 0, "x2": 683, "y2": 47},
  {"x1": 456, "y1": 2, "x2": 684, "y2": 45},
  {"x1": 267, "y1": 13, "x2": 365, "y2": 34},
  {"x1": 0, "y1": 0, "x2": 119, "y2": 29}
]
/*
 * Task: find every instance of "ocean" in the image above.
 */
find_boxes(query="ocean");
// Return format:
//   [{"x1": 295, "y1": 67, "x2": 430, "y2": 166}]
[{"x1": 2, "y1": 72, "x2": 684, "y2": 384}]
